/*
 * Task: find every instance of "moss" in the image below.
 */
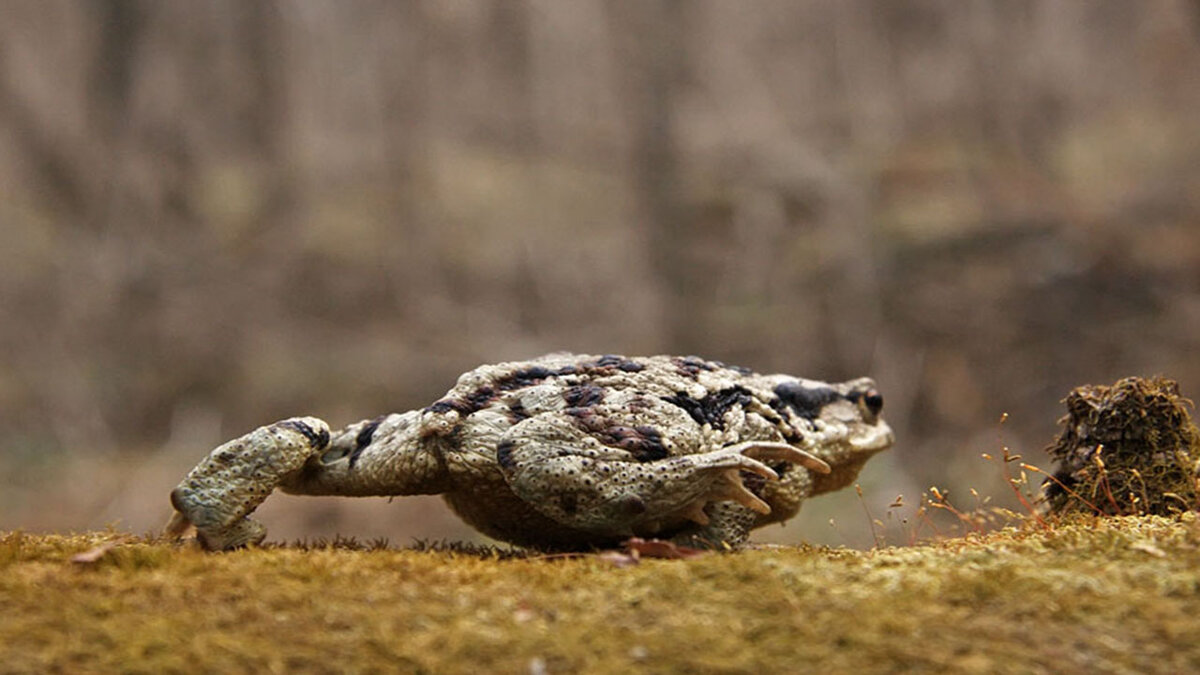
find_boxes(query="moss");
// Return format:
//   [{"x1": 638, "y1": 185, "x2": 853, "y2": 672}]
[
  {"x1": 1041, "y1": 376, "x2": 1200, "y2": 516},
  {"x1": 3, "y1": 516, "x2": 1200, "y2": 672}
]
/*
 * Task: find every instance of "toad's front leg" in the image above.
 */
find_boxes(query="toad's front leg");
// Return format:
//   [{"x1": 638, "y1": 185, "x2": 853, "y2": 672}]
[{"x1": 165, "y1": 417, "x2": 332, "y2": 550}]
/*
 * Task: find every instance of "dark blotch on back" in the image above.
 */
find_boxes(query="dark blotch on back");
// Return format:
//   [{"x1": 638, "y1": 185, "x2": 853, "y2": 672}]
[
  {"x1": 710, "y1": 359, "x2": 753, "y2": 375},
  {"x1": 673, "y1": 355, "x2": 714, "y2": 378},
  {"x1": 441, "y1": 360, "x2": 600, "y2": 418},
  {"x1": 773, "y1": 382, "x2": 842, "y2": 420},
  {"x1": 425, "y1": 398, "x2": 475, "y2": 415},
  {"x1": 673, "y1": 355, "x2": 755, "y2": 378},
  {"x1": 427, "y1": 384, "x2": 504, "y2": 418},
  {"x1": 573, "y1": 414, "x2": 669, "y2": 462},
  {"x1": 349, "y1": 415, "x2": 386, "y2": 468},
  {"x1": 662, "y1": 386, "x2": 753, "y2": 430},
  {"x1": 589, "y1": 354, "x2": 645, "y2": 373},
  {"x1": 466, "y1": 385, "x2": 498, "y2": 411},
  {"x1": 496, "y1": 439, "x2": 517, "y2": 469},
  {"x1": 604, "y1": 425, "x2": 669, "y2": 462},
  {"x1": 495, "y1": 366, "x2": 555, "y2": 391},
  {"x1": 507, "y1": 400, "x2": 531, "y2": 423},
  {"x1": 278, "y1": 419, "x2": 330, "y2": 451},
  {"x1": 564, "y1": 384, "x2": 606, "y2": 408}
]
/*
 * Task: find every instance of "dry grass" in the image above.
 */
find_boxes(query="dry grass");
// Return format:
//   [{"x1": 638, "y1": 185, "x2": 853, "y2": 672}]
[{"x1": 4, "y1": 515, "x2": 1200, "y2": 673}]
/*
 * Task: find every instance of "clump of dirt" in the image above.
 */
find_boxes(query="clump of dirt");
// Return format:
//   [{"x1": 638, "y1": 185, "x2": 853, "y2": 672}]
[{"x1": 1040, "y1": 376, "x2": 1200, "y2": 516}]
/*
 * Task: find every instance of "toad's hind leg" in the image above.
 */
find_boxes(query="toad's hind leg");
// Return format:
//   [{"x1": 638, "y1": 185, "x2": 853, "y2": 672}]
[
  {"x1": 165, "y1": 417, "x2": 332, "y2": 550},
  {"x1": 497, "y1": 415, "x2": 828, "y2": 545},
  {"x1": 167, "y1": 412, "x2": 449, "y2": 551}
]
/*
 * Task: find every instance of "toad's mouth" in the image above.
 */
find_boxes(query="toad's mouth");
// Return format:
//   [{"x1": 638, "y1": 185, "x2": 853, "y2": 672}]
[
  {"x1": 810, "y1": 420, "x2": 894, "y2": 495},
  {"x1": 852, "y1": 420, "x2": 895, "y2": 453}
]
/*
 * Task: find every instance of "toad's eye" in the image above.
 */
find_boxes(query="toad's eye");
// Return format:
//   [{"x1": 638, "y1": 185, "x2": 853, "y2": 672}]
[{"x1": 862, "y1": 390, "x2": 884, "y2": 417}]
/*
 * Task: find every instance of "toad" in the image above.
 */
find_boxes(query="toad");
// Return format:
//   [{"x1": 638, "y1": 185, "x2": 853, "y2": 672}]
[{"x1": 165, "y1": 354, "x2": 894, "y2": 550}]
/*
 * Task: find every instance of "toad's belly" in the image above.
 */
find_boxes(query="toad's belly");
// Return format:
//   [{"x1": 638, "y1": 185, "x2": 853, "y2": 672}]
[{"x1": 441, "y1": 482, "x2": 693, "y2": 550}]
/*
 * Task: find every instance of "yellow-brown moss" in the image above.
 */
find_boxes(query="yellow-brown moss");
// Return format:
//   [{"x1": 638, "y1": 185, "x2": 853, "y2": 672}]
[{"x1": 3, "y1": 517, "x2": 1200, "y2": 673}]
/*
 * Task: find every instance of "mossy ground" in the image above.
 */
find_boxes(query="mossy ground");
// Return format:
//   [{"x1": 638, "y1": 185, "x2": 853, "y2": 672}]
[{"x1": 4, "y1": 516, "x2": 1200, "y2": 673}]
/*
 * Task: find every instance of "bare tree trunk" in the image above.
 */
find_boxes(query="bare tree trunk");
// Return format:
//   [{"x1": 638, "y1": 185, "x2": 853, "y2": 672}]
[
  {"x1": 487, "y1": 0, "x2": 537, "y2": 152},
  {"x1": 607, "y1": 0, "x2": 700, "y2": 353},
  {"x1": 240, "y1": 0, "x2": 294, "y2": 235},
  {"x1": 90, "y1": 0, "x2": 145, "y2": 140}
]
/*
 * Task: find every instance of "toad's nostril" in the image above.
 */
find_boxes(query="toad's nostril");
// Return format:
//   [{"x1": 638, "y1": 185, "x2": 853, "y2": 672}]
[{"x1": 864, "y1": 390, "x2": 884, "y2": 416}]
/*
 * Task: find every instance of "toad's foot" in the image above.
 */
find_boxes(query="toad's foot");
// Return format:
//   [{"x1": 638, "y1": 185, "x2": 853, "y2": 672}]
[
  {"x1": 667, "y1": 441, "x2": 830, "y2": 521},
  {"x1": 165, "y1": 417, "x2": 331, "y2": 551},
  {"x1": 659, "y1": 444, "x2": 830, "y2": 550}
]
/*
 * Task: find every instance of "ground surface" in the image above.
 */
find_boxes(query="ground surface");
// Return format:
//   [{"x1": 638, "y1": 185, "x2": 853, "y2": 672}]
[{"x1": 3, "y1": 515, "x2": 1199, "y2": 673}]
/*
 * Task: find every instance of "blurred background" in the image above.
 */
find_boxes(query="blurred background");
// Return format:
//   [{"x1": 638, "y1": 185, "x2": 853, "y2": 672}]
[{"x1": 1, "y1": 1, "x2": 1198, "y2": 549}]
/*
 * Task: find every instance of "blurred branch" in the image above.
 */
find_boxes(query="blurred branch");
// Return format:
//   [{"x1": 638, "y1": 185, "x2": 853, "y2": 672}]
[
  {"x1": 238, "y1": 0, "x2": 294, "y2": 238},
  {"x1": 0, "y1": 50, "x2": 94, "y2": 219},
  {"x1": 605, "y1": 0, "x2": 695, "y2": 351},
  {"x1": 89, "y1": 0, "x2": 146, "y2": 139}
]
